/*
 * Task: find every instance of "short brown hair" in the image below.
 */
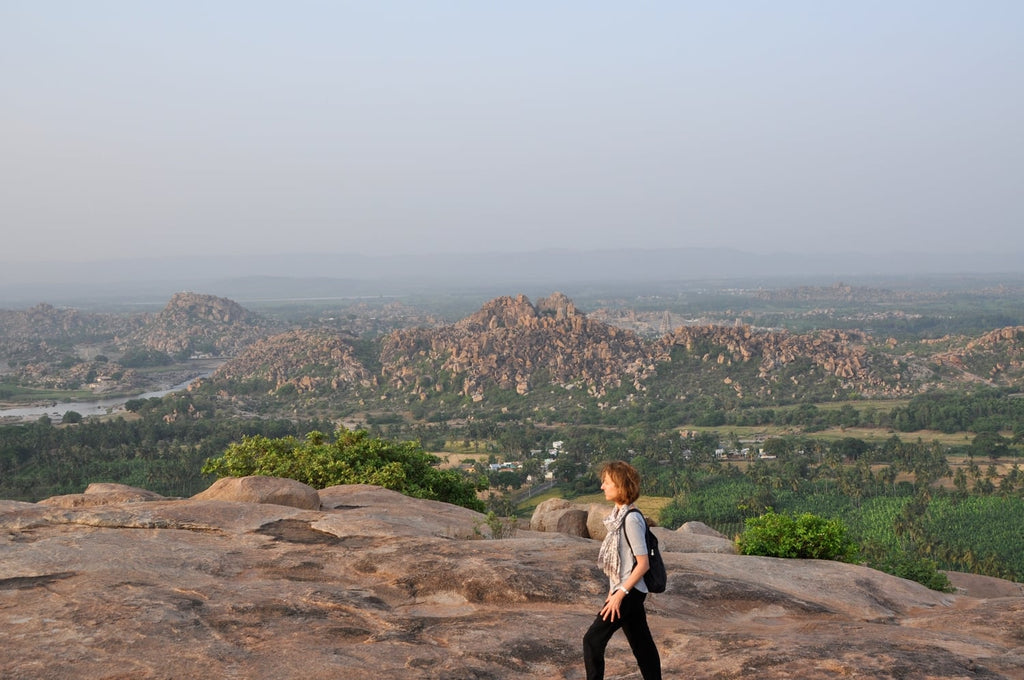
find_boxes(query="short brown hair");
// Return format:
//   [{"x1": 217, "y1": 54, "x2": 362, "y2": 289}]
[{"x1": 599, "y1": 461, "x2": 641, "y2": 505}]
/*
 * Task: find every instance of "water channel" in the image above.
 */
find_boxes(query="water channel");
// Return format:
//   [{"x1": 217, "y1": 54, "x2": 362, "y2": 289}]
[{"x1": 0, "y1": 371, "x2": 216, "y2": 423}]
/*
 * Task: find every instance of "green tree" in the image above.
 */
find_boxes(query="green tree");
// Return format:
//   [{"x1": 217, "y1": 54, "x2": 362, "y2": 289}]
[
  {"x1": 202, "y1": 427, "x2": 485, "y2": 511},
  {"x1": 736, "y1": 510, "x2": 859, "y2": 562},
  {"x1": 833, "y1": 436, "x2": 870, "y2": 462},
  {"x1": 970, "y1": 431, "x2": 1011, "y2": 462}
]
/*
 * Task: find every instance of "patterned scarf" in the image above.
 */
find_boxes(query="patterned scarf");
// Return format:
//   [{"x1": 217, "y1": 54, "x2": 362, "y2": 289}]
[{"x1": 597, "y1": 504, "x2": 632, "y2": 581}]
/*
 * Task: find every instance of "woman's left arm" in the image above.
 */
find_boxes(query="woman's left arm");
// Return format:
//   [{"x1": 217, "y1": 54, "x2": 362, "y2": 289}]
[
  {"x1": 600, "y1": 554, "x2": 649, "y2": 621},
  {"x1": 623, "y1": 553, "x2": 650, "y2": 587},
  {"x1": 622, "y1": 513, "x2": 650, "y2": 586}
]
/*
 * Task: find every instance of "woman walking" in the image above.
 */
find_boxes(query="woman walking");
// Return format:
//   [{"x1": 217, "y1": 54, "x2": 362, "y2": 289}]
[{"x1": 583, "y1": 460, "x2": 662, "y2": 680}]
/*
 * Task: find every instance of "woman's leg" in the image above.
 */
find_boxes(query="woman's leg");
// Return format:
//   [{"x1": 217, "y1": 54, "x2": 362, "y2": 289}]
[
  {"x1": 583, "y1": 610, "x2": 621, "y2": 680},
  {"x1": 619, "y1": 592, "x2": 662, "y2": 680}
]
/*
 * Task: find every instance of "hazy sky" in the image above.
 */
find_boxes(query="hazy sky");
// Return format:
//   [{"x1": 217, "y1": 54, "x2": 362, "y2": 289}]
[{"x1": 3, "y1": 2, "x2": 1022, "y2": 264}]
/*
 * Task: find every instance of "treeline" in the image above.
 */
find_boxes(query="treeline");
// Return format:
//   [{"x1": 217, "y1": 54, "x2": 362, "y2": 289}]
[
  {"x1": 655, "y1": 465, "x2": 1024, "y2": 584},
  {"x1": 889, "y1": 386, "x2": 1024, "y2": 435},
  {"x1": 640, "y1": 435, "x2": 1023, "y2": 583},
  {"x1": 613, "y1": 386, "x2": 1024, "y2": 437},
  {"x1": 0, "y1": 396, "x2": 332, "y2": 501}
]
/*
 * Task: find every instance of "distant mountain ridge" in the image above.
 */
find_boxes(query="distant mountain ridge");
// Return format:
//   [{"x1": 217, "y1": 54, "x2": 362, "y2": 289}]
[
  {"x1": 4, "y1": 247, "x2": 1023, "y2": 307},
  {"x1": 5, "y1": 290, "x2": 1024, "y2": 415},
  {"x1": 202, "y1": 292, "x2": 1024, "y2": 416}
]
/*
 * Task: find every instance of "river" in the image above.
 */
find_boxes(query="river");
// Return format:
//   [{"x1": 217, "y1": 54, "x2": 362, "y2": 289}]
[{"x1": 0, "y1": 370, "x2": 216, "y2": 423}]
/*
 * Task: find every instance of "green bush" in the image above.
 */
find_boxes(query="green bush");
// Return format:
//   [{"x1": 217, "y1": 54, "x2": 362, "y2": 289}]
[
  {"x1": 860, "y1": 544, "x2": 953, "y2": 592},
  {"x1": 202, "y1": 427, "x2": 485, "y2": 512},
  {"x1": 737, "y1": 510, "x2": 859, "y2": 562}
]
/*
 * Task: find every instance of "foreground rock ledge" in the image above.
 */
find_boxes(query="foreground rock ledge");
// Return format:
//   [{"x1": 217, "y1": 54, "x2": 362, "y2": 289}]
[{"x1": 1, "y1": 483, "x2": 1022, "y2": 680}]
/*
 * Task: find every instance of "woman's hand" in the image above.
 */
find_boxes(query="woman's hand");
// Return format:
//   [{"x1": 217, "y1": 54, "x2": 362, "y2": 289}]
[
  {"x1": 600, "y1": 589, "x2": 627, "y2": 621},
  {"x1": 600, "y1": 554, "x2": 649, "y2": 621}
]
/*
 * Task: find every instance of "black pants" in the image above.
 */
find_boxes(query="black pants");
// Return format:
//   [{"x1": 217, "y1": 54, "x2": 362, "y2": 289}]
[{"x1": 583, "y1": 589, "x2": 662, "y2": 680}]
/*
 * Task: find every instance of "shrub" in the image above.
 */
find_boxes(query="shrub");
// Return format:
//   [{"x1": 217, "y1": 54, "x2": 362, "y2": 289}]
[
  {"x1": 737, "y1": 510, "x2": 859, "y2": 562},
  {"x1": 202, "y1": 427, "x2": 485, "y2": 512},
  {"x1": 862, "y1": 546, "x2": 954, "y2": 592},
  {"x1": 479, "y1": 511, "x2": 518, "y2": 539}
]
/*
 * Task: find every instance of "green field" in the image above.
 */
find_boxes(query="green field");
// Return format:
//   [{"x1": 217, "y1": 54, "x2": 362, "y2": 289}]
[{"x1": 0, "y1": 382, "x2": 93, "y2": 404}]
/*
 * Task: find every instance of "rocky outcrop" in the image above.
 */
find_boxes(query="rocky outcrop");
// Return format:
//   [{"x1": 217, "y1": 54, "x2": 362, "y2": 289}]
[
  {"x1": 529, "y1": 498, "x2": 589, "y2": 537},
  {"x1": 659, "y1": 324, "x2": 923, "y2": 397},
  {"x1": 0, "y1": 304, "x2": 147, "y2": 391},
  {"x1": 933, "y1": 326, "x2": 1024, "y2": 382},
  {"x1": 210, "y1": 328, "x2": 377, "y2": 393},
  {"x1": 37, "y1": 482, "x2": 167, "y2": 508},
  {"x1": 584, "y1": 502, "x2": 611, "y2": 540},
  {"x1": 2, "y1": 483, "x2": 1022, "y2": 679},
  {"x1": 11, "y1": 292, "x2": 1024, "y2": 413},
  {"x1": 380, "y1": 293, "x2": 667, "y2": 399},
  {"x1": 656, "y1": 522, "x2": 736, "y2": 554},
  {"x1": 376, "y1": 293, "x2": 953, "y2": 404},
  {"x1": 130, "y1": 292, "x2": 274, "y2": 357},
  {"x1": 0, "y1": 303, "x2": 144, "y2": 351},
  {"x1": 192, "y1": 476, "x2": 321, "y2": 510},
  {"x1": 535, "y1": 502, "x2": 738, "y2": 555}
]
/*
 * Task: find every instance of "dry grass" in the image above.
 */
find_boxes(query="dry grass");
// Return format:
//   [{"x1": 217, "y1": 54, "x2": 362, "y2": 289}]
[
  {"x1": 681, "y1": 423, "x2": 980, "y2": 446},
  {"x1": 557, "y1": 491, "x2": 672, "y2": 521},
  {"x1": 433, "y1": 451, "x2": 489, "y2": 470}
]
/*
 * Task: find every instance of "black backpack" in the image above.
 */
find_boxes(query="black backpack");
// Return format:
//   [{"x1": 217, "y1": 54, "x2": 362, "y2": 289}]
[{"x1": 622, "y1": 508, "x2": 667, "y2": 593}]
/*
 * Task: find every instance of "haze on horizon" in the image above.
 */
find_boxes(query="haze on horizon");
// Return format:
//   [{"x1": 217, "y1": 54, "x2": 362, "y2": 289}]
[{"x1": 2, "y1": 2, "x2": 1023, "y2": 270}]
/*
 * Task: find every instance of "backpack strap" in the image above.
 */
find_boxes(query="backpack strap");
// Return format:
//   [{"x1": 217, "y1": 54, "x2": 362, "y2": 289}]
[{"x1": 621, "y1": 507, "x2": 645, "y2": 557}]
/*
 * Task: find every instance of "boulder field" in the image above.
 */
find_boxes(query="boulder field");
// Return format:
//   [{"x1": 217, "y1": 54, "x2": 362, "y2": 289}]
[{"x1": 2, "y1": 479, "x2": 1022, "y2": 679}]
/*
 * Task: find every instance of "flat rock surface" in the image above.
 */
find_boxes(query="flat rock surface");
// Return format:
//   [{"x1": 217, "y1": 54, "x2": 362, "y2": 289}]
[{"x1": 2, "y1": 483, "x2": 1023, "y2": 679}]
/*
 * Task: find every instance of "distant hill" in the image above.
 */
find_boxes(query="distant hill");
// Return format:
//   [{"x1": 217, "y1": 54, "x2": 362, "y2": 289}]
[
  {"x1": 194, "y1": 291, "x2": 1024, "y2": 421},
  {"x1": 5, "y1": 288, "x2": 1024, "y2": 420},
  {"x1": 129, "y1": 292, "x2": 279, "y2": 358},
  {"x1": 214, "y1": 328, "x2": 377, "y2": 393},
  {"x1": 379, "y1": 292, "x2": 662, "y2": 400}
]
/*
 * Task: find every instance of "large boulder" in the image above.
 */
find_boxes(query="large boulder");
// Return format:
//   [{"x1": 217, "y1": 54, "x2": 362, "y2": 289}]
[
  {"x1": 678, "y1": 520, "x2": 728, "y2": 538},
  {"x1": 585, "y1": 503, "x2": 612, "y2": 540},
  {"x1": 317, "y1": 484, "x2": 485, "y2": 539},
  {"x1": 529, "y1": 498, "x2": 589, "y2": 537},
  {"x1": 654, "y1": 525, "x2": 736, "y2": 554},
  {"x1": 37, "y1": 482, "x2": 167, "y2": 508},
  {"x1": 192, "y1": 475, "x2": 321, "y2": 510}
]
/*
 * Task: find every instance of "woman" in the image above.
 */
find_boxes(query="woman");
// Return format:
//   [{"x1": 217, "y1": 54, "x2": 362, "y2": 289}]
[{"x1": 583, "y1": 461, "x2": 662, "y2": 680}]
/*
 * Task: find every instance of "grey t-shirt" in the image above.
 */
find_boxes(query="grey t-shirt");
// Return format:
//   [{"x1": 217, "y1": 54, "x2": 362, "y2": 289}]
[{"x1": 610, "y1": 509, "x2": 649, "y2": 594}]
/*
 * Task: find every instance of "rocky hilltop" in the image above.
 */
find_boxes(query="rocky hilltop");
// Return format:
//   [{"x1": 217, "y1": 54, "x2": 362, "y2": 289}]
[
  {"x1": 934, "y1": 326, "x2": 1024, "y2": 383},
  {"x1": 213, "y1": 329, "x2": 378, "y2": 393},
  {"x1": 130, "y1": 292, "x2": 276, "y2": 357},
  {"x1": 2, "y1": 481, "x2": 1022, "y2": 679},
  {"x1": 0, "y1": 303, "x2": 144, "y2": 366},
  {"x1": 180, "y1": 292, "x2": 1024, "y2": 413},
  {"x1": 380, "y1": 292, "x2": 666, "y2": 400},
  {"x1": 374, "y1": 293, "x2": 964, "y2": 404},
  {"x1": 0, "y1": 303, "x2": 141, "y2": 343},
  {"x1": 7, "y1": 291, "x2": 1024, "y2": 412},
  {"x1": 658, "y1": 324, "x2": 924, "y2": 398}
]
